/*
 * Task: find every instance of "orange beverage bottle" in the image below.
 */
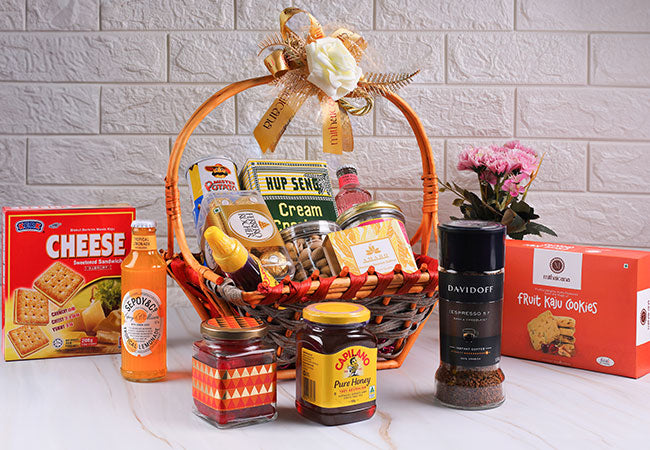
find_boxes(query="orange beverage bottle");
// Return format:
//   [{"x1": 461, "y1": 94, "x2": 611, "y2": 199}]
[{"x1": 120, "y1": 220, "x2": 167, "y2": 382}]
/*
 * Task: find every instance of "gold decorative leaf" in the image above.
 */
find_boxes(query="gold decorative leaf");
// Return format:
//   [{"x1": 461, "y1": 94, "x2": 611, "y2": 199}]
[
  {"x1": 358, "y1": 70, "x2": 420, "y2": 95},
  {"x1": 257, "y1": 33, "x2": 286, "y2": 54},
  {"x1": 258, "y1": 33, "x2": 306, "y2": 65}
]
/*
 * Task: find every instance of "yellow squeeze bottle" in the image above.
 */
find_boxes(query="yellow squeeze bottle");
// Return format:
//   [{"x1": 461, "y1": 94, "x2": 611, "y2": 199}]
[{"x1": 204, "y1": 227, "x2": 278, "y2": 291}]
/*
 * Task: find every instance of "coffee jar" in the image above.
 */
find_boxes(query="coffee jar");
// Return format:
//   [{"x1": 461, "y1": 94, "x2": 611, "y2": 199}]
[{"x1": 434, "y1": 220, "x2": 506, "y2": 410}]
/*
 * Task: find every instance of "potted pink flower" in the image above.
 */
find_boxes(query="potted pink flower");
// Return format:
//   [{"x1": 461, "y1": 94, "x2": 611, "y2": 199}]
[{"x1": 440, "y1": 141, "x2": 556, "y2": 239}]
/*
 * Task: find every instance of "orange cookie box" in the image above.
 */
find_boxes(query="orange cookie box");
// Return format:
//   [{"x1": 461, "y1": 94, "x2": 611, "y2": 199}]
[
  {"x1": 502, "y1": 240, "x2": 650, "y2": 378},
  {"x1": 3, "y1": 205, "x2": 135, "y2": 361}
]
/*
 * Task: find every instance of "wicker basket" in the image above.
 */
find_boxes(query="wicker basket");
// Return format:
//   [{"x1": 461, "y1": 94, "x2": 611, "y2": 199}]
[{"x1": 164, "y1": 74, "x2": 440, "y2": 379}]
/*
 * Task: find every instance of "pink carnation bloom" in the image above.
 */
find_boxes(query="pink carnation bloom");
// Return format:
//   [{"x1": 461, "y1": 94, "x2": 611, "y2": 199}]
[
  {"x1": 502, "y1": 173, "x2": 528, "y2": 196},
  {"x1": 457, "y1": 142, "x2": 540, "y2": 188}
]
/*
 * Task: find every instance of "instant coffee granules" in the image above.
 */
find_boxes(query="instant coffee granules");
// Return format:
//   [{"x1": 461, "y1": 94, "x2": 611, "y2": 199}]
[{"x1": 435, "y1": 220, "x2": 506, "y2": 410}]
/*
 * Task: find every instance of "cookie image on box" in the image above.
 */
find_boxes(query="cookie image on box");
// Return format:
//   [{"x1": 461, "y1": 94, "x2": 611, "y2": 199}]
[
  {"x1": 558, "y1": 344, "x2": 576, "y2": 358},
  {"x1": 7, "y1": 326, "x2": 49, "y2": 358},
  {"x1": 33, "y1": 262, "x2": 84, "y2": 306},
  {"x1": 527, "y1": 310, "x2": 561, "y2": 351},
  {"x1": 527, "y1": 310, "x2": 576, "y2": 357},
  {"x1": 553, "y1": 315, "x2": 576, "y2": 328},
  {"x1": 13, "y1": 288, "x2": 49, "y2": 326}
]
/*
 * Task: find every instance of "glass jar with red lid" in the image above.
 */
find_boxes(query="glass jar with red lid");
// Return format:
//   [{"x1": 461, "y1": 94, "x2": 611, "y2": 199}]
[
  {"x1": 296, "y1": 302, "x2": 377, "y2": 426},
  {"x1": 192, "y1": 316, "x2": 277, "y2": 428}
]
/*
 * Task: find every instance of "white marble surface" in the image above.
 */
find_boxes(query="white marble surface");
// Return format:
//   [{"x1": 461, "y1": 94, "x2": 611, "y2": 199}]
[{"x1": 2, "y1": 307, "x2": 649, "y2": 449}]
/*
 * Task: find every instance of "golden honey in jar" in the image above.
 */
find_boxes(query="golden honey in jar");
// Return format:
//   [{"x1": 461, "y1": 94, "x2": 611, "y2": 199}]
[{"x1": 295, "y1": 302, "x2": 377, "y2": 426}]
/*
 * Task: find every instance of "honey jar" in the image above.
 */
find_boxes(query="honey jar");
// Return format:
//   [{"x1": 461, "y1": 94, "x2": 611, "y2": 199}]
[
  {"x1": 192, "y1": 317, "x2": 277, "y2": 428},
  {"x1": 295, "y1": 302, "x2": 377, "y2": 426}
]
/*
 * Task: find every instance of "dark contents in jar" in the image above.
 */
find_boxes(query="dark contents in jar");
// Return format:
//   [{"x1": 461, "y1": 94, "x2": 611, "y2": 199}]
[{"x1": 434, "y1": 362, "x2": 505, "y2": 409}]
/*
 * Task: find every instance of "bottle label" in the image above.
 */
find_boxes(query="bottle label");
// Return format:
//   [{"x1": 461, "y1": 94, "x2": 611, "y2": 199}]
[
  {"x1": 192, "y1": 358, "x2": 276, "y2": 412},
  {"x1": 131, "y1": 235, "x2": 157, "y2": 251},
  {"x1": 439, "y1": 272, "x2": 503, "y2": 367},
  {"x1": 338, "y1": 173, "x2": 359, "y2": 189},
  {"x1": 250, "y1": 255, "x2": 279, "y2": 287},
  {"x1": 300, "y1": 346, "x2": 377, "y2": 409},
  {"x1": 439, "y1": 272, "x2": 503, "y2": 303},
  {"x1": 121, "y1": 288, "x2": 163, "y2": 357}
]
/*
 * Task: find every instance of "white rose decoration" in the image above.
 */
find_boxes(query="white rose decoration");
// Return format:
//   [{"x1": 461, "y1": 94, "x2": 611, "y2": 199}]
[{"x1": 305, "y1": 37, "x2": 363, "y2": 101}]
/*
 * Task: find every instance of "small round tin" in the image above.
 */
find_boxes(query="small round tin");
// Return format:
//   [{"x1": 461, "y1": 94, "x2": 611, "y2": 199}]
[{"x1": 336, "y1": 201, "x2": 408, "y2": 240}]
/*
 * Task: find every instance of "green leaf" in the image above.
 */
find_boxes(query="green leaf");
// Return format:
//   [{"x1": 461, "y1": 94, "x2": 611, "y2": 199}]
[
  {"x1": 508, "y1": 231, "x2": 525, "y2": 240},
  {"x1": 510, "y1": 199, "x2": 532, "y2": 215},
  {"x1": 452, "y1": 198, "x2": 465, "y2": 207},
  {"x1": 501, "y1": 208, "x2": 515, "y2": 227},
  {"x1": 508, "y1": 212, "x2": 527, "y2": 233},
  {"x1": 527, "y1": 222, "x2": 558, "y2": 237}
]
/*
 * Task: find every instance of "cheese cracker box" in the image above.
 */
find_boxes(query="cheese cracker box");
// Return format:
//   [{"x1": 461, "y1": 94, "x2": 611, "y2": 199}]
[
  {"x1": 3, "y1": 205, "x2": 135, "y2": 361},
  {"x1": 502, "y1": 240, "x2": 650, "y2": 378}
]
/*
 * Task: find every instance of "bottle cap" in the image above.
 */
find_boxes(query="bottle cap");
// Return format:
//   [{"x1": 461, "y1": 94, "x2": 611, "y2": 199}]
[
  {"x1": 200, "y1": 316, "x2": 267, "y2": 340},
  {"x1": 203, "y1": 226, "x2": 248, "y2": 273},
  {"x1": 131, "y1": 219, "x2": 156, "y2": 229},
  {"x1": 336, "y1": 165, "x2": 358, "y2": 178},
  {"x1": 438, "y1": 220, "x2": 506, "y2": 272},
  {"x1": 302, "y1": 302, "x2": 370, "y2": 325}
]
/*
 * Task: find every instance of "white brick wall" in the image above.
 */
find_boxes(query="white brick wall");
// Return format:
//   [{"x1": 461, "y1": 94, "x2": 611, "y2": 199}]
[{"x1": 1, "y1": 1, "x2": 649, "y2": 305}]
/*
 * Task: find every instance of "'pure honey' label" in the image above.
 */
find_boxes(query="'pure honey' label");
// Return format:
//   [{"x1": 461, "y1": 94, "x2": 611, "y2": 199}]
[{"x1": 300, "y1": 346, "x2": 377, "y2": 409}]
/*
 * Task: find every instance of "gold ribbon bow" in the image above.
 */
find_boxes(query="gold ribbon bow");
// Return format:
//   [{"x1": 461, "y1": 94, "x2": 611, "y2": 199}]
[{"x1": 255, "y1": 8, "x2": 418, "y2": 155}]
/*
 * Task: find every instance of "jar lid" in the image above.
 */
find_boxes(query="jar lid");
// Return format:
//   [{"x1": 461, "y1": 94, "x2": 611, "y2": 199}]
[
  {"x1": 280, "y1": 220, "x2": 341, "y2": 241},
  {"x1": 200, "y1": 316, "x2": 267, "y2": 340},
  {"x1": 438, "y1": 220, "x2": 506, "y2": 272},
  {"x1": 336, "y1": 201, "x2": 404, "y2": 228},
  {"x1": 302, "y1": 302, "x2": 370, "y2": 325},
  {"x1": 131, "y1": 219, "x2": 156, "y2": 228}
]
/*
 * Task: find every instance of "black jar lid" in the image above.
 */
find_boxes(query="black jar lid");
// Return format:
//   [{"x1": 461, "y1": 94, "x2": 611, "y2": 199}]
[{"x1": 438, "y1": 220, "x2": 506, "y2": 272}]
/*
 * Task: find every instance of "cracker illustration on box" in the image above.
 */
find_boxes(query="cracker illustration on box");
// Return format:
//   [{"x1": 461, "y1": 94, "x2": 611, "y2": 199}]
[
  {"x1": 13, "y1": 288, "x2": 49, "y2": 326},
  {"x1": 7, "y1": 326, "x2": 49, "y2": 358},
  {"x1": 33, "y1": 262, "x2": 84, "y2": 307},
  {"x1": 527, "y1": 310, "x2": 576, "y2": 357}
]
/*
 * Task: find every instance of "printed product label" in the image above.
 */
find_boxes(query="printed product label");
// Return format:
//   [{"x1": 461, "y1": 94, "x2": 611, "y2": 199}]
[
  {"x1": 532, "y1": 248, "x2": 583, "y2": 290},
  {"x1": 300, "y1": 346, "x2": 377, "y2": 409},
  {"x1": 240, "y1": 160, "x2": 338, "y2": 231},
  {"x1": 220, "y1": 204, "x2": 284, "y2": 247},
  {"x1": 350, "y1": 237, "x2": 398, "y2": 274},
  {"x1": 227, "y1": 210, "x2": 276, "y2": 242},
  {"x1": 637, "y1": 288, "x2": 650, "y2": 346},
  {"x1": 439, "y1": 298, "x2": 502, "y2": 367},
  {"x1": 251, "y1": 255, "x2": 279, "y2": 287},
  {"x1": 121, "y1": 288, "x2": 162, "y2": 357},
  {"x1": 131, "y1": 235, "x2": 156, "y2": 251},
  {"x1": 439, "y1": 272, "x2": 503, "y2": 367},
  {"x1": 192, "y1": 358, "x2": 276, "y2": 411},
  {"x1": 439, "y1": 272, "x2": 503, "y2": 303}
]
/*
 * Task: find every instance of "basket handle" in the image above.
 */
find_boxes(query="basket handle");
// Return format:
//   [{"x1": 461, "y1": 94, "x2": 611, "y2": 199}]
[{"x1": 165, "y1": 76, "x2": 439, "y2": 286}]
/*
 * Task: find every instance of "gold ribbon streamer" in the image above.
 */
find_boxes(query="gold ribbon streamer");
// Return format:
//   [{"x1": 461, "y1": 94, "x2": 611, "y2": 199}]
[{"x1": 255, "y1": 8, "x2": 375, "y2": 154}]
